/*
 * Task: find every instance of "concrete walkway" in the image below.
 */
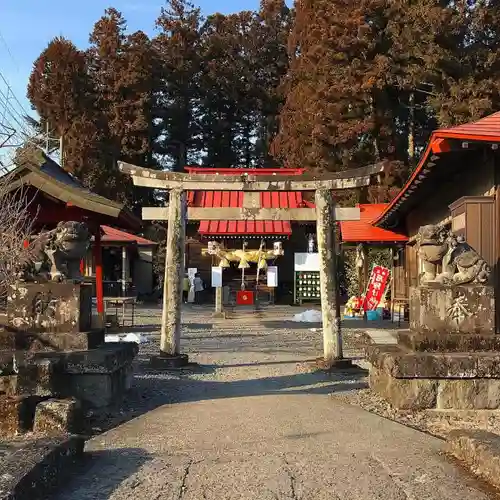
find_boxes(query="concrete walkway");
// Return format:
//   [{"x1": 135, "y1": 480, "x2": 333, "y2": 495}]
[{"x1": 55, "y1": 309, "x2": 492, "y2": 500}]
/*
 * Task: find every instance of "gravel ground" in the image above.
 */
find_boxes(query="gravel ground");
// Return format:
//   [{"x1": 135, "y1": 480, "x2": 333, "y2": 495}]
[
  {"x1": 94, "y1": 305, "x2": 500, "y2": 443},
  {"x1": 88, "y1": 305, "x2": 371, "y2": 436},
  {"x1": 333, "y1": 386, "x2": 500, "y2": 440}
]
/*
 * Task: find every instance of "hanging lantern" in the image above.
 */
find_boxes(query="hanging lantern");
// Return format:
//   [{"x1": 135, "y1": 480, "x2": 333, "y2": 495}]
[
  {"x1": 307, "y1": 234, "x2": 315, "y2": 253},
  {"x1": 273, "y1": 241, "x2": 283, "y2": 255}
]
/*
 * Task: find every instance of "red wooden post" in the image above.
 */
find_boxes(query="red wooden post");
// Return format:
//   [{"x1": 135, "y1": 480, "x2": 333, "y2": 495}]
[
  {"x1": 93, "y1": 225, "x2": 105, "y2": 325},
  {"x1": 80, "y1": 259, "x2": 84, "y2": 276}
]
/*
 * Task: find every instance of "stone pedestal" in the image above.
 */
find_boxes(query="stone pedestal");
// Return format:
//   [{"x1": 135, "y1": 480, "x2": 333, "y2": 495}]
[
  {"x1": 367, "y1": 282, "x2": 500, "y2": 410},
  {"x1": 5, "y1": 282, "x2": 103, "y2": 351},
  {"x1": 0, "y1": 342, "x2": 138, "y2": 437},
  {"x1": 410, "y1": 284, "x2": 494, "y2": 335},
  {"x1": 0, "y1": 281, "x2": 137, "y2": 437},
  {"x1": 8, "y1": 282, "x2": 92, "y2": 334}
]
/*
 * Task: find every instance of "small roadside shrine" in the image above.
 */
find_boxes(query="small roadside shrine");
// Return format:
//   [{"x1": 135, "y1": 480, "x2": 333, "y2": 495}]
[
  {"x1": 119, "y1": 161, "x2": 385, "y2": 368},
  {"x1": 7, "y1": 151, "x2": 141, "y2": 324}
]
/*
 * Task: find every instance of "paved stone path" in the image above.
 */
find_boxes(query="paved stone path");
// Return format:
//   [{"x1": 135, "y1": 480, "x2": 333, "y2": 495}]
[{"x1": 55, "y1": 306, "x2": 492, "y2": 499}]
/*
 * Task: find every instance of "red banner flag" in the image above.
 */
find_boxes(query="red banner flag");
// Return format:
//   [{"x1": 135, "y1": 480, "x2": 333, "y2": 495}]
[{"x1": 363, "y1": 265, "x2": 390, "y2": 311}]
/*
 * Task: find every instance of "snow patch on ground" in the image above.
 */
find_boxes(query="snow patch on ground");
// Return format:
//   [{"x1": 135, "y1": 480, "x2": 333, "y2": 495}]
[
  {"x1": 291, "y1": 309, "x2": 322, "y2": 323},
  {"x1": 105, "y1": 332, "x2": 150, "y2": 344}
]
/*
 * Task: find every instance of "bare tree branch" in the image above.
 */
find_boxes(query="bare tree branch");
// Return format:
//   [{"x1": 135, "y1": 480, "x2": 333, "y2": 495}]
[{"x1": 0, "y1": 173, "x2": 37, "y2": 308}]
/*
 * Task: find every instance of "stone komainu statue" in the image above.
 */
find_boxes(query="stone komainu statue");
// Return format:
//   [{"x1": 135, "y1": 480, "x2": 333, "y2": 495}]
[
  {"x1": 20, "y1": 221, "x2": 91, "y2": 282},
  {"x1": 416, "y1": 224, "x2": 490, "y2": 286}
]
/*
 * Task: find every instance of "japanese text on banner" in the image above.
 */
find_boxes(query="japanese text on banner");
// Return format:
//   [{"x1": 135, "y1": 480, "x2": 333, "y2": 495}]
[{"x1": 363, "y1": 265, "x2": 390, "y2": 311}]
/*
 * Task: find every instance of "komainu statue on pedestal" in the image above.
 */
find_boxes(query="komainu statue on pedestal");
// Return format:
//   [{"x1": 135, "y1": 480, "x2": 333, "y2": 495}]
[
  {"x1": 416, "y1": 224, "x2": 490, "y2": 285},
  {"x1": 19, "y1": 221, "x2": 91, "y2": 282}
]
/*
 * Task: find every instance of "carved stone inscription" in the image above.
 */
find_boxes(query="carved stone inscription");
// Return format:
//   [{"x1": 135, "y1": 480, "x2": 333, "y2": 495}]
[{"x1": 7, "y1": 283, "x2": 92, "y2": 334}]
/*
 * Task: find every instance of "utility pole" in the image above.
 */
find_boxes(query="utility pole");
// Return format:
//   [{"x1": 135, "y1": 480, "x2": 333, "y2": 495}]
[
  {"x1": 408, "y1": 91, "x2": 415, "y2": 163},
  {"x1": 45, "y1": 121, "x2": 49, "y2": 154},
  {"x1": 59, "y1": 135, "x2": 64, "y2": 167}
]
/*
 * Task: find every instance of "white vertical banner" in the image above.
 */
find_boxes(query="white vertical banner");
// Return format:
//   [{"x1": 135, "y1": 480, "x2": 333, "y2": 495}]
[
  {"x1": 211, "y1": 266, "x2": 223, "y2": 288},
  {"x1": 267, "y1": 266, "x2": 278, "y2": 287},
  {"x1": 187, "y1": 268, "x2": 197, "y2": 303}
]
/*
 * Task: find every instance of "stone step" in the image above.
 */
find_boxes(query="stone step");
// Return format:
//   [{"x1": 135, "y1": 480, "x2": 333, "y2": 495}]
[
  {"x1": 397, "y1": 331, "x2": 500, "y2": 352},
  {"x1": 366, "y1": 344, "x2": 500, "y2": 379}
]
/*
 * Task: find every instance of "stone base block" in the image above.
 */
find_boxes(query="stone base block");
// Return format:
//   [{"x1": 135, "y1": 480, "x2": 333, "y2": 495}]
[
  {"x1": 150, "y1": 353, "x2": 189, "y2": 370},
  {"x1": 366, "y1": 344, "x2": 500, "y2": 378},
  {"x1": 49, "y1": 344, "x2": 137, "y2": 408},
  {"x1": 410, "y1": 284, "x2": 494, "y2": 335},
  {"x1": 34, "y1": 398, "x2": 82, "y2": 434},
  {"x1": 0, "y1": 343, "x2": 137, "y2": 410},
  {"x1": 0, "y1": 358, "x2": 56, "y2": 397},
  {"x1": 369, "y1": 367, "x2": 437, "y2": 410},
  {"x1": 397, "y1": 331, "x2": 500, "y2": 353},
  {"x1": 0, "y1": 395, "x2": 40, "y2": 436},
  {"x1": 368, "y1": 345, "x2": 500, "y2": 410},
  {"x1": 447, "y1": 430, "x2": 500, "y2": 491},
  {"x1": 437, "y1": 380, "x2": 500, "y2": 409},
  {"x1": 315, "y1": 357, "x2": 354, "y2": 371},
  {"x1": 0, "y1": 328, "x2": 105, "y2": 352},
  {"x1": 60, "y1": 364, "x2": 133, "y2": 408}
]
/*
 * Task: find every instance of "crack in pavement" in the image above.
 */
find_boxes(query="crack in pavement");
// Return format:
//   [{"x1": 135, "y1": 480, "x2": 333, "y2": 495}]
[
  {"x1": 178, "y1": 459, "x2": 194, "y2": 500},
  {"x1": 282, "y1": 455, "x2": 300, "y2": 500}
]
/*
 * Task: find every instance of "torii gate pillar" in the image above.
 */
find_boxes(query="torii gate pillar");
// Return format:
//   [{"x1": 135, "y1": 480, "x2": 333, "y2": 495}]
[
  {"x1": 315, "y1": 188, "x2": 342, "y2": 365},
  {"x1": 152, "y1": 188, "x2": 188, "y2": 368}
]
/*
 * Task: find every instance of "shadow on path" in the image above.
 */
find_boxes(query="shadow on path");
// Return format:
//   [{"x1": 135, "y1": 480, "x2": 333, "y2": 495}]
[
  {"x1": 86, "y1": 360, "x2": 368, "y2": 437},
  {"x1": 55, "y1": 448, "x2": 151, "y2": 500}
]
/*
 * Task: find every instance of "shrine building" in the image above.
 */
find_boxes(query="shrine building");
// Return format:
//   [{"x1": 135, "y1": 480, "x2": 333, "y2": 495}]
[
  {"x1": 372, "y1": 111, "x2": 500, "y2": 330},
  {"x1": 182, "y1": 167, "x2": 318, "y2": 304},
  {"x1": 5, "y1": 150, "x2": 142, "y2": 322}
]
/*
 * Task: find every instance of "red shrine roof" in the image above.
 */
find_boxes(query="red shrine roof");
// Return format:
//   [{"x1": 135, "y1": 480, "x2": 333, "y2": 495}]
[
  {"x1": 374, "y1": 112, "x2": 500, "y2": 228},
  {"x1": 340, "y1": 204, "x2": 408, "y2": 243},
  {"x1": 100, "y1": 226, "x2": 156, "y2": 245},
  {"x1": 8, "y1": 150, "x2": 141, "y2": 230},
  {"x1": 435, "y1": 111, "x2": 500, "y2": 142},
  {"x1": 185, "y1": 167, "x2": 312, "y2": 236}
]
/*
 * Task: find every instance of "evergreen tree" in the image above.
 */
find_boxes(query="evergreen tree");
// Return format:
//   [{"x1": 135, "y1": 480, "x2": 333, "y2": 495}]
[
  {"x1": 155, "y1": 0, "x2": 203, "y2": 171},
  {"x1": 27, "y1": 37, "x2": 107, "y2": 193},
  {"x1": 253, "y1": 0, "x2": 292, "y2": 168},
  {"x1": 88, "y1": 8, "x2": 161, "y2": 205},
  {"x1": 272, "y1": 0, "x2": 389, "y2": 172}
]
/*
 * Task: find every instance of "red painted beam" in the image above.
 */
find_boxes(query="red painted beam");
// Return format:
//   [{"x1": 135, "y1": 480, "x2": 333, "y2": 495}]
[
  {"x1": 431, "y1": 138, "x2": 452, "y2": 154},
  {"x1": 93, "y1": 226, "x2": 104, "y2": 323}
]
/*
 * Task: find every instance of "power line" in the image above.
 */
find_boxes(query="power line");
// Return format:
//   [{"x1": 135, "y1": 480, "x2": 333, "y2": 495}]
[
  {"x1": 0, "y1": 68, "x2": 40, "y2": 172},
  {"x1": 0, "y1": 29, "x2": 19, "y2": 73},
  {"x1": 0, "y1": 32, "x2": 60, "y2": 171}
]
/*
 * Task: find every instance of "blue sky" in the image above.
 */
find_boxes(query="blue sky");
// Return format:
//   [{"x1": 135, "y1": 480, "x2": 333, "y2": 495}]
[{"x1": 0, "y1": 0, "x2": 264, "y2": 115}]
